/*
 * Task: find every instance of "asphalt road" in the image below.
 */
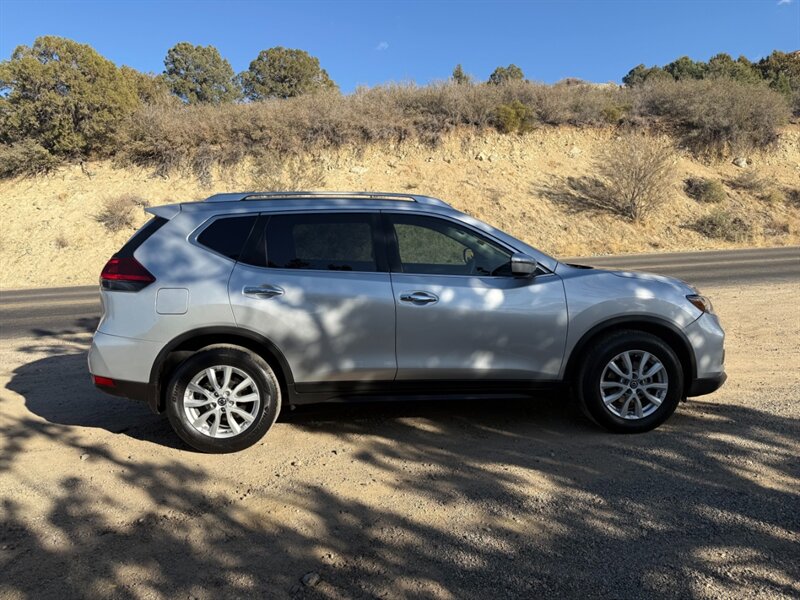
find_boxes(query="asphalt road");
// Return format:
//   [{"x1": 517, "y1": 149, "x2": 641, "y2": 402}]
[{"x1": 1, "y1": 246, "x2": 798, "y2": 340}]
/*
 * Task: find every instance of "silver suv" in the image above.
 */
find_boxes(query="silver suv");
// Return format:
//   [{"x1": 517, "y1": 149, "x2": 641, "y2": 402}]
[{"x1": 89, "y1": 192, "x2": 726, "y2": 452}]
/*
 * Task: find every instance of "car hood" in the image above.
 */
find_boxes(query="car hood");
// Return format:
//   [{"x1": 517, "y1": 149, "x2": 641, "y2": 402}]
[
  {"x1": 561, "y1": 263, "x2": 698, "y2": 294},
  {"x1": 610, "y1": 269, "x2": 696, "y2": 290}
]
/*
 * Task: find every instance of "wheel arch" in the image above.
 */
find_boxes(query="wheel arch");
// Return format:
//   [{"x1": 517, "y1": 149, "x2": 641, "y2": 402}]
[
  {"x1": 563, "y1": 316, "x2": 696, "y2": 395},
  {"x1": 149, "y1": 326, "x2": 295, "y2": 413}
]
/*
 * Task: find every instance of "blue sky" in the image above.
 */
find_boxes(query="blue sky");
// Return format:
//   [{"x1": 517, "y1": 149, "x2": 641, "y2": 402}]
[{"x1": 1, "y1": 0, "x2": 798, "y2": 91}]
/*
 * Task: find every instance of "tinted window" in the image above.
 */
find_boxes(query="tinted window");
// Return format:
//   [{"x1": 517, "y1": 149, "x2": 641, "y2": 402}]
[
  {"x1": 389, "y1": 214, "x2": 512, "y2": 276},
  {"x1": 116, "y1": 216, "x2": 167, "y2": 258},
  {"x1": 265, "y1": 213, "x2": 378, "y2": 272},
  {"x1": 197, "y1": 216, "x2": 257, "y2": 260}
]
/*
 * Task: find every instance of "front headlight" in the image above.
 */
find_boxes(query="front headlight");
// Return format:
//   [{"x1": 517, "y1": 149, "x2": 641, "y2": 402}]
[{"x1": 687, "y1": 294, "x2": 714, "y2": 314}]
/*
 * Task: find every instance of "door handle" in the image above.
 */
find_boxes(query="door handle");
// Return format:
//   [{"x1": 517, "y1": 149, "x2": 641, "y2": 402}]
[
  {"x1": 243, "y1": 284, "x2": 284, "y2": 299},
  {"x1": 400, "y1": 291, "x2": 439, "y2": 305}
]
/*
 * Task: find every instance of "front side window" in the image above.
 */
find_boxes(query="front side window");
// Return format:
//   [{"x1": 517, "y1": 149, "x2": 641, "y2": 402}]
[
  {"x1": 388, "y1": 214, "x2": 512, "y2": 276},
  {"x1": 264, "y1": 213, "x2": 378, "y2": 272}
]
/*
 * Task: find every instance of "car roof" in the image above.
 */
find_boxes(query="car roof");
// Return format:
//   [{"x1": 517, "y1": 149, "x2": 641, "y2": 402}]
[{"x1": 144, "y1": 191, "x2": 559, "y2": 271}]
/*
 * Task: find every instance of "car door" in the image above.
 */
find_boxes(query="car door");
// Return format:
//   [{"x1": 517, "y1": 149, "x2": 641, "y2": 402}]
[
  {"x1": 385, "y1": 212, "x2": 568, "y2": 381},
  {"x1": 228, "y1": 211, "x2": 397, "y2": 385}
]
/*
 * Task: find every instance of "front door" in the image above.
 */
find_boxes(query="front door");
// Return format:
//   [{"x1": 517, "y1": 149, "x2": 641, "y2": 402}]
[{"x1": 385, "y1": 212, "x2": 568, "y2": 381}]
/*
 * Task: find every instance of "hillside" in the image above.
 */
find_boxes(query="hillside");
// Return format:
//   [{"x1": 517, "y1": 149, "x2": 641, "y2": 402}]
[{"x1": 1, "y1": 125, "x2": 798, "y2": 290}]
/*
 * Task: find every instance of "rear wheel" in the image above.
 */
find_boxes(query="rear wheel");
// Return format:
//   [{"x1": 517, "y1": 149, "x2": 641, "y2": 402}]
[
  {"x1": 577, "y1": 331, "x2": 683, "y2": 433},
  {"x1": 165, "y1": 346, "x2": 281, "y2": 453}
]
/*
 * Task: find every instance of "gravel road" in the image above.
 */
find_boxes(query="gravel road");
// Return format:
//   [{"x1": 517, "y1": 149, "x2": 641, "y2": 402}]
[{"x1": 1, "y1": 280, "x2": 798, "y2": 599}]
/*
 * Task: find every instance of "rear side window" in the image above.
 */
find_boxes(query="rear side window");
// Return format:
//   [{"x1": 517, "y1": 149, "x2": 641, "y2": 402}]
[
  {"x1": 115, "y1": 216, "x2": 167, "y2": 258},
  {"x1": 197, "y1": 216, "x2": 257, "y2": 260},
  {"x1": 264, "y1": 213, "x2": 378, "y2": 272}
]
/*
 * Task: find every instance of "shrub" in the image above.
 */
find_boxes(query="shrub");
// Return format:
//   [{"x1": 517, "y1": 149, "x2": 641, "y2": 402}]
[
  {"x1": 692, "y1": 209, "x2": 751, "y2": 242},
  {"x1": 593, "y1": 133, "x2": 676, "y2": 221},
  {"x1": 95, "y1": 194, "x2": 147, "y2": 232},
  {"x1": 0, "y1": 140, "x2": 60, "y2": 178},
  {"x1": 633, "y1": 78, "x2": 790, "y2": 155},
  {"x1": 685, "y1": 177, "x2": 726, "y2": 203},
  {"x1": 787, "y1": 189, "x2": 800, "y2": 206},
  {"x1": 728, "y1": 170, "x2": 768, "y2": 194},
  {"x1": 495, "y1": 100, "x2": 535, "y2": 133}
]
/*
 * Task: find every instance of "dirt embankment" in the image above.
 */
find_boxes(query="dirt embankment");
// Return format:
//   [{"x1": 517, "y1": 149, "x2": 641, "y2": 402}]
[{"x1": 1, "y1": 126, "x2": 799, "y2": 289}]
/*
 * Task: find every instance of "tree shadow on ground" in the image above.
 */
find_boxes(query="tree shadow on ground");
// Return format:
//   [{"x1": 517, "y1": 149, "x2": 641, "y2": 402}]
[{"x1": 3, "y1": 338, "x2": 799, "y2": 598}]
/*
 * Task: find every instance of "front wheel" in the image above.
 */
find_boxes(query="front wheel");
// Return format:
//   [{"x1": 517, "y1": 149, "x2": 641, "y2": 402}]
[
  {"x1": 577, "y1": 331, "x2": 683, "y2": 433},
  {"x1": 165, "y1": 346, "x2": 281, "y2": 453}
]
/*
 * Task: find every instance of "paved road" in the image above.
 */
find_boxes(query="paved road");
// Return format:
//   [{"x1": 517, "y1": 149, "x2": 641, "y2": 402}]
[{"x1": 1, "y1": 246, "x2": 798, "y2": 340}]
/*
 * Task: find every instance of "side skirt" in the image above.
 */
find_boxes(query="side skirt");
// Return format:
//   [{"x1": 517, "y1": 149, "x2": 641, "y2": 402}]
[{"x1": 289, "y1": 379, "x2": 567, "y2": 405}]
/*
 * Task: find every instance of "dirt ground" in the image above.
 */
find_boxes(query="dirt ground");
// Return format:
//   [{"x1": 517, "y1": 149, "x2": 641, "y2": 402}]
[
  {"x1": 2, "y1": 125, "x2": 799, "y2": 289},
  {"x1": 1, "y1": 280, "x2": 798, "y2": 599}
]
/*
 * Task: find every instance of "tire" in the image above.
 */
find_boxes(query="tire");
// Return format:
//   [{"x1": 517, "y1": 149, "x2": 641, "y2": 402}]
[
  {"x1": 576, "y1": 330, "x2": 683, "y2": 433},
  {"x1": 165, "y1": 345, "x2": 281, "y2": 453}
]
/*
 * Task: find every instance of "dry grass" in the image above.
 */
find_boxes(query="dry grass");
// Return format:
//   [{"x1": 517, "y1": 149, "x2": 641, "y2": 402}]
[
  {"x1": 114, "y1": 79, "x2": 788, "y2": 184},
  {"x1": 728, "y1": 170, "x2": 770, "y2": 194},
  {"x1": 95, "y1": 194, "x2": 148, "y2": 232}
]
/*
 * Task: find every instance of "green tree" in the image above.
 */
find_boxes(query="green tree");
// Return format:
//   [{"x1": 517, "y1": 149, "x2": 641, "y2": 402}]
[
  {"x1": 706, "y1": 53, "x2": 761, "y2": 84},
  {"x1": 757, "y1": 51, "x2": 800, "y2": 93},
  {"x1": 622, "y1": 64, "x2": 670, "y2": 86},
  {"x1": 0, "y1": 36, "x2": 140, "y2": 156},
  {"x1": 239, "y1": 47, "x2": 337, "y2": 100},
  {"x1": 451, "y1": 64, "x2": 471, "y2": 84},
  {"x1": 488, "y1": 64, "x2": 525, "y2": 85},
  {"x1": 120, "y1": 66, "x2": 174, "y2": 105},
  {"x1": 163, "y1": 42, "x2": 239, "y2": 104},
  {"x1": 664, "y1": 56, "x2": 707, "y2": 80}
]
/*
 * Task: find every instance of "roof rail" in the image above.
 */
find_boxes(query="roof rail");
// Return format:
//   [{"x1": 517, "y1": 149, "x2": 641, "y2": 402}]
[{"x1": 203, "y1": 191, "x2": 451, "y2": 208}]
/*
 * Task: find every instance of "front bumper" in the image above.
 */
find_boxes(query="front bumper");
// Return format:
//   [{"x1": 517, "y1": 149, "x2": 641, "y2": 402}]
[{"x1": 688, "y1": 372, "x2": 727, "y2": 397}]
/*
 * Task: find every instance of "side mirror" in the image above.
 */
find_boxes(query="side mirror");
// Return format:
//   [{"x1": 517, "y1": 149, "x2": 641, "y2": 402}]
[{"x1": 511, "y1": 252, "x2": 538, "y2": 277}]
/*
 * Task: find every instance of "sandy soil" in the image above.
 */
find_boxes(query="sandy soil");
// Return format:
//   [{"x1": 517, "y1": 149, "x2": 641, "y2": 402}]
[
  {"x1": 1, "y1": 126, "x2": 799, "y2": 289},
  {"x1": 0, "y1": 280, "x2": 798, "y2": 599}
]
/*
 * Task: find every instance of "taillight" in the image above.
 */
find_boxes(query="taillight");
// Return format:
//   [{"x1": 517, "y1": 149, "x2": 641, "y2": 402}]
[{"x1": 100, "y1": 256, "x2": 155, "y2": 291}]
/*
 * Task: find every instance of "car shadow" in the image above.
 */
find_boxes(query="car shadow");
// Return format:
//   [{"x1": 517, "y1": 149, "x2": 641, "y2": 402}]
[
  {"x1": 7, "y1": 345, "x2": 587, "y2": 450},
  {"x1": 5, "y1": 350, "x2": 180, "y2": 449}
]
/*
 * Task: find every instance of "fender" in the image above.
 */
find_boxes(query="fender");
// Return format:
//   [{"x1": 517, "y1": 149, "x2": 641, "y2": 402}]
[
  {"x1": 563, "y1": 315, "x2": 697, "y2": 390},
  {"x1": 147, "y1": 326, "x2": 296, "y2": 413}
]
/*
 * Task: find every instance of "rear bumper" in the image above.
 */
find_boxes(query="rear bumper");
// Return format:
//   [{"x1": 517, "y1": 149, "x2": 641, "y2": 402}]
[
  {"x1": 688, "y1": 372, "x2": 727, "y2": 397},
  {"x1": 92, "y1": 377, "x2": 160, "y2": 412},
  {"x1": 88, "y1": 331, "x2": 162, "y2": 412},
  {"x1": 93, "y1": 378, "x2": 150, "y2": 402}
]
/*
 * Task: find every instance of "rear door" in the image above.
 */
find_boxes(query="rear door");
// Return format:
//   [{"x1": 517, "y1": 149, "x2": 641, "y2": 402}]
[
  {"x1": 385, "y1": 212, "x2": 568, "y2": 381},
  {"x1": 228, "y1": 211, "x2": 397, "y2": 385}
]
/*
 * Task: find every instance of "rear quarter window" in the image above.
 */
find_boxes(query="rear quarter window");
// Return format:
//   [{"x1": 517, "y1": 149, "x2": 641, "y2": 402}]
[{"x1": 197, "y1": 216, "x2": 258, "y2": 260}]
